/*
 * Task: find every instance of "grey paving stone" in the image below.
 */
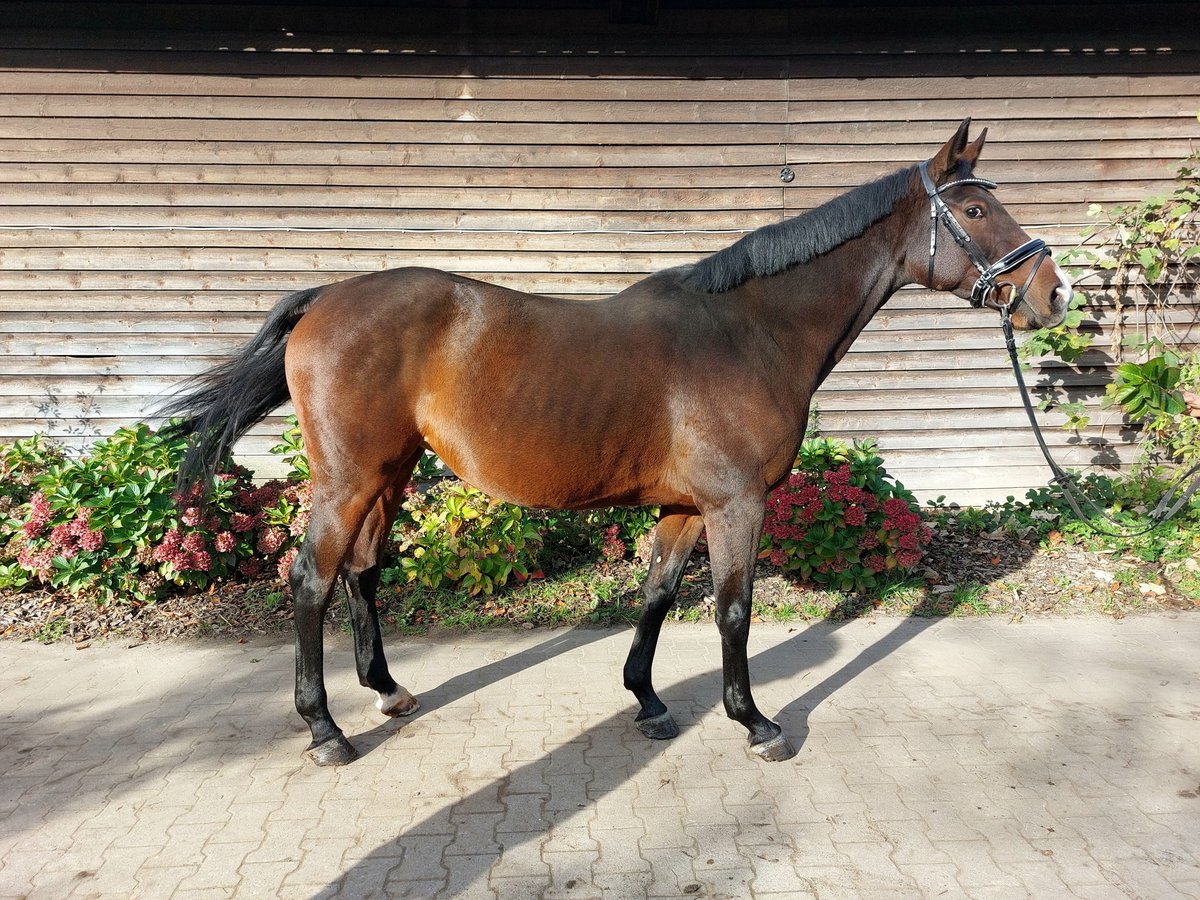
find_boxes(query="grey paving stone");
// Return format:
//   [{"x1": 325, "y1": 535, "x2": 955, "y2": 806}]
[{"x1": 1, "y1": 617, "x2": 1198, "y2": 898}]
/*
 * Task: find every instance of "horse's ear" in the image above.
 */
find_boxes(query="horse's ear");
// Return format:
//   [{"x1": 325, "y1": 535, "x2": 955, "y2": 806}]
[
  {"x1": 959, "y1": 127, "x2": 988, "y2": 169},
  {"x1": 929, "y1": 118, "x2": 973, "y2": 178}
]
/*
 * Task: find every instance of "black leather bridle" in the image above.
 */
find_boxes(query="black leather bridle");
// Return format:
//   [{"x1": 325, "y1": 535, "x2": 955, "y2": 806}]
[
  {"x1": 918, "y1": 159, "x2": 1050, "y2": 311},
  {"x1": 918, "y1": 159, "x2": 1200, "y2": 535}
]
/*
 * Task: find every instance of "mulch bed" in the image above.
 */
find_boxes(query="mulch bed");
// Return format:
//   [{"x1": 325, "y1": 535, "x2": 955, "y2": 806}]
[{"x1": 2, "y1": 523, "x2": 1195, "y2": 647}]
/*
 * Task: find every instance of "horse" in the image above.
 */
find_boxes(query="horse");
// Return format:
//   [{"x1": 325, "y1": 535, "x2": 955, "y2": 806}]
[{"x1": 163, "y1": 120, "x2": 1072, "y2": 767}]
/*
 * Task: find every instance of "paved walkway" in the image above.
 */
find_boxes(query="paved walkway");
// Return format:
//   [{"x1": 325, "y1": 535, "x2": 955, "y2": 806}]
[{"x1": 1, "y1": 615, "x2": 1198, "y2": 899}]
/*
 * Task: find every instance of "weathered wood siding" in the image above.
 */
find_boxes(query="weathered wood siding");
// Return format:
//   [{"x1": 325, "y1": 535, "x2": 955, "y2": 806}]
[{"x1": 2, "y1": 2, "x2": 1198, "y2": 503}]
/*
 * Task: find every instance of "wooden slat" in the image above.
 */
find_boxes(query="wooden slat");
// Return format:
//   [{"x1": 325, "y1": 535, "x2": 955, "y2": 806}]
[
  {"x1": 0, "y1": 71, "x2": 1193, "y2": 101},
  {"x1": 0, "y1": 181, "x2": 1176, "y2": 210},
  {"x1": 1, "y1": 157, "x2": 1186, "y2": 189},
  {"x1": 2, "y1": 93, "x2": 1195, "y2": 124}
]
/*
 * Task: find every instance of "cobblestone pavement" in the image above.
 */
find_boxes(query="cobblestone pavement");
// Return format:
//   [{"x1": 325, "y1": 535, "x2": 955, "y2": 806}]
[{"x1": 1, "y1": 615, "x2": 1199, "y2": 899}]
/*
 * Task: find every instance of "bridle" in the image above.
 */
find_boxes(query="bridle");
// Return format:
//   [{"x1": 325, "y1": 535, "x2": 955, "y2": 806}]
[
  {"x1": 917, "y1": 159, "x2": 1200, "y2": 535},
  {"x1": 918, "y1": 159, "x2": 1049, "y2": 312}
]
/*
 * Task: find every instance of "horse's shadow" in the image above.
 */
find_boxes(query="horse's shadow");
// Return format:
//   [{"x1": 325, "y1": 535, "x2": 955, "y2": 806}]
[{"x1": 320, "y1": 582, "x2": 980, "y2": 897}]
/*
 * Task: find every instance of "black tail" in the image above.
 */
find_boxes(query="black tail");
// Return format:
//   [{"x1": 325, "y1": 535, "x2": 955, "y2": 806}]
[{"x1": 158, "y1": 286, "x2": 322, "y2": 499}]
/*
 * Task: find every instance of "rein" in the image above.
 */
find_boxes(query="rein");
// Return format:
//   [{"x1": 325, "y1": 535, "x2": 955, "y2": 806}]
[{"x1": 920, "y1": 160, "x2": 1200, "y2": 536}]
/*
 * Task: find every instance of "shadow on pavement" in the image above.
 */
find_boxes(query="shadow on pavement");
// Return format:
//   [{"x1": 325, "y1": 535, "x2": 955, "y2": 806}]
[{"x1": 323, "y1": 591, "x2": 968, "y2": 898}]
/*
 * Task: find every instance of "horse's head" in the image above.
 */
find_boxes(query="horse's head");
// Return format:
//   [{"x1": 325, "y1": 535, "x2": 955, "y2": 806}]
[{"x1": 907, "y1": 119, "x2": 1072, "y2": 330}]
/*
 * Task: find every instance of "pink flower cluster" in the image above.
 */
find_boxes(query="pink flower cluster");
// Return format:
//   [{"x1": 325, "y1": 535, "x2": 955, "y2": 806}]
[
  {"x1": 283, "y1": 481, "x2": 313, "y2": 537},
  {"x1": 16, "y1": 544, "x2": 52, "y2": 581},
  {"x1": 22, "y1": 502, "x2": 105, "y2": 563},
  {"x1": 256, "y1": 527, "x2": 287, "y2": 555},
  {"x1": 276, "y1": 546, "x2": 299, "y2": 584},
  {"x1": 600, "y1": 524, "x2": 626, "y2": 563},
  {"x1": 152, "y1": 528, "x2": 211, "y2": 572},
  {"x1": 22, "y1": 492, "x2": 51, "y2": 538}
]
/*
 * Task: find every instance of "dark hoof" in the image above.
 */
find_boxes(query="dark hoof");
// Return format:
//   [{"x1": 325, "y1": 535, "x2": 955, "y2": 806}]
[
  {"x1": 635, "y1": 711, "x2": 680, "y2": 740},
  {"x1": 749, "y1": 732, "x2": 796, "y2": 762},
  {"x1": 377, "y1": 688, "x2": 421, "y2": 718},
  {"x1": 307, "y1": 734, "x2": 359, "y2": 767}
]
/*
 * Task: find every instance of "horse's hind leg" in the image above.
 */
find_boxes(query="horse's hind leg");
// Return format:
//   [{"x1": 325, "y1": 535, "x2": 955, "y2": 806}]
[
  {"x1": 343, "y1": 452, "x2": 422, "y2": 718},
  {"x1": 292, "y1": 478, "x2": 388, "y2": 767},
  {"x1": 623, "y1": 506, "x2": 704, "y2": 740}
]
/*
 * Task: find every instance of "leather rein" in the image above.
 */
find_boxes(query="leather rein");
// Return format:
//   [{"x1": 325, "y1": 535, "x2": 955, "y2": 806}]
[{"x1": 919, "y1": 160, "x2": 1200, "y2": 536}]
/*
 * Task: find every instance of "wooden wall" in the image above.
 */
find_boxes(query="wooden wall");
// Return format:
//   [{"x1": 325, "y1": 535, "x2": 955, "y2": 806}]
[{"x1": 1, "y1": 1, "x2": 1198, "y2": 503}]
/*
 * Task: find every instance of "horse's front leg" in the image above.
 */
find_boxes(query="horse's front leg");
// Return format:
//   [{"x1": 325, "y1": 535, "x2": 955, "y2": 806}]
[
  {"x1": 623, "y1": 507, "x2": 705, "y2": 739},
  {"x1": 704, "y1": 496, "x2": 797, "y2": 761}
]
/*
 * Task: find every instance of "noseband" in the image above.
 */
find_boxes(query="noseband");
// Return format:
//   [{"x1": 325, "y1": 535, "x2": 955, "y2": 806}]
[{"x1": 918, "y1": 160, "x2": 1049, "y2": 311}]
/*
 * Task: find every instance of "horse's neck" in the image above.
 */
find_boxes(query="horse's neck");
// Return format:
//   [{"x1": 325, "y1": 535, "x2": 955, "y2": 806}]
[{"x1": 744, "y1": 224, "x2": 910, "y2": 399}]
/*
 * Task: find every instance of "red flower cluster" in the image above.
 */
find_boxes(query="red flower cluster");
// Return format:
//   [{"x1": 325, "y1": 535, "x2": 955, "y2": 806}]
[
  {"x1": 237, "y1": 484, "x2": 283, "y2": 513},
  {"x1": 760, "y1": 455, "x2": 932, "y2": 588}
]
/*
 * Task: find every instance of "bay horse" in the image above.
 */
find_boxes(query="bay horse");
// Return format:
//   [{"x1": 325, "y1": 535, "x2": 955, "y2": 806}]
[{"x1": 164, "y1": 120, "x2": 1071, "y2": 766}]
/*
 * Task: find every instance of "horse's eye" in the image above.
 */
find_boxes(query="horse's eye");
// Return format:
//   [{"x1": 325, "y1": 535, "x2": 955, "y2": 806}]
[{"x1": 965, "y1": 205, "x2": 986, "y2": 220}]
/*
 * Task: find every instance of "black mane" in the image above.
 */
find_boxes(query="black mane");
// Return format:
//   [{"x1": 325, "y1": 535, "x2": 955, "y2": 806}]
[{"x1": 689, "y1": 164, "x2": 918, "y2": 293}]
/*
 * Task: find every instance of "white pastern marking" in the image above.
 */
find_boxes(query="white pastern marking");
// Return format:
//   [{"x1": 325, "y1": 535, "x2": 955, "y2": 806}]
[{"x1": 376, "y1": 689, "x2": 404, "y2": 712}]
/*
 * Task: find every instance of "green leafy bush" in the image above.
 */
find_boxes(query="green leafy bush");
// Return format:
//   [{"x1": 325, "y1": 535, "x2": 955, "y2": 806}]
[
  {"x1": 1024, "y1": 155, "x2": 1199, "y2": 460},
  {"x1": 389, "y1": 482, "x2": 543, "y2": 596},
  {"x1": 759, "y1": 438, "x2": 931, "y2": 592}
]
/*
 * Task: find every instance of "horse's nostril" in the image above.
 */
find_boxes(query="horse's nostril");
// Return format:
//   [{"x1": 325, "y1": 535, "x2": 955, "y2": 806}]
[{"x1": 1052, "y1": 285, "x2": 1071, "y2": 307}]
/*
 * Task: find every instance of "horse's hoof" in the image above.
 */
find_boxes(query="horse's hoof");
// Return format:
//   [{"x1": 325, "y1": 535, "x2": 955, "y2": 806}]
[
  {"x1": 635, "y1": 711, "x2": 680, "y2": 740},
  {"x1": 376, "y1": 688, "x2": 420, "y2": 718},
  {"x1": 749, "y1": 733, "x2": 796, "y2": 762},
  {"x1": 307, "y1": 734, "x2": 359, "y2": 767}
]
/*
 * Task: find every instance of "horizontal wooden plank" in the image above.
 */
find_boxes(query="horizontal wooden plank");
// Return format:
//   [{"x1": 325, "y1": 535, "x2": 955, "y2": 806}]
[
  {"x1": 0, "y1": 163, "x2": 790, "y2": 190},
  {"x1": 1, "y1": 72, "x2": 1194, "y2": 102},
  {"x1": 3, "y1": 116, "x2": 1197, "y2": 148},
  {"x1": 0, "y1": 181, "x2": 1172, "y2": 210},
  {"x1": 3, "y1": 94, "x2": 1194, "y2": 125},
  {"x1": 787, "y1": 118, "x2": 1200, "y2": 146},
  {"x1": 2, "y1": 137, "x2": 1194, "y2": 168},
  {"x1": 0, "y1": 117, "x2": 789, "y2": 145},
  {"x1": 0, "y1": 95, "x2": 789, "y2": 124},
  {"x1": 1, "y1": 157, "x2": 1184, "y2": 189}
]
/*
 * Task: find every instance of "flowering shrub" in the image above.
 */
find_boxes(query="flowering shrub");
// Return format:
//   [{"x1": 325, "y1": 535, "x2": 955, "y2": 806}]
[
  {"x1": 390, "y1": 482, "x2": 543, "y2": 596},
  {"x1": 0, "y1": 436, "x2": 70, "y2": 589},
  {"x1": 0, "y1": 425, "x2": 296, "y2": 603},
  {"x1": 536, "y1": 506, "x2": 659, "y2": 565},
  {"x1": 760, "y1": 437, "x2": 931, "y2": 592}
]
